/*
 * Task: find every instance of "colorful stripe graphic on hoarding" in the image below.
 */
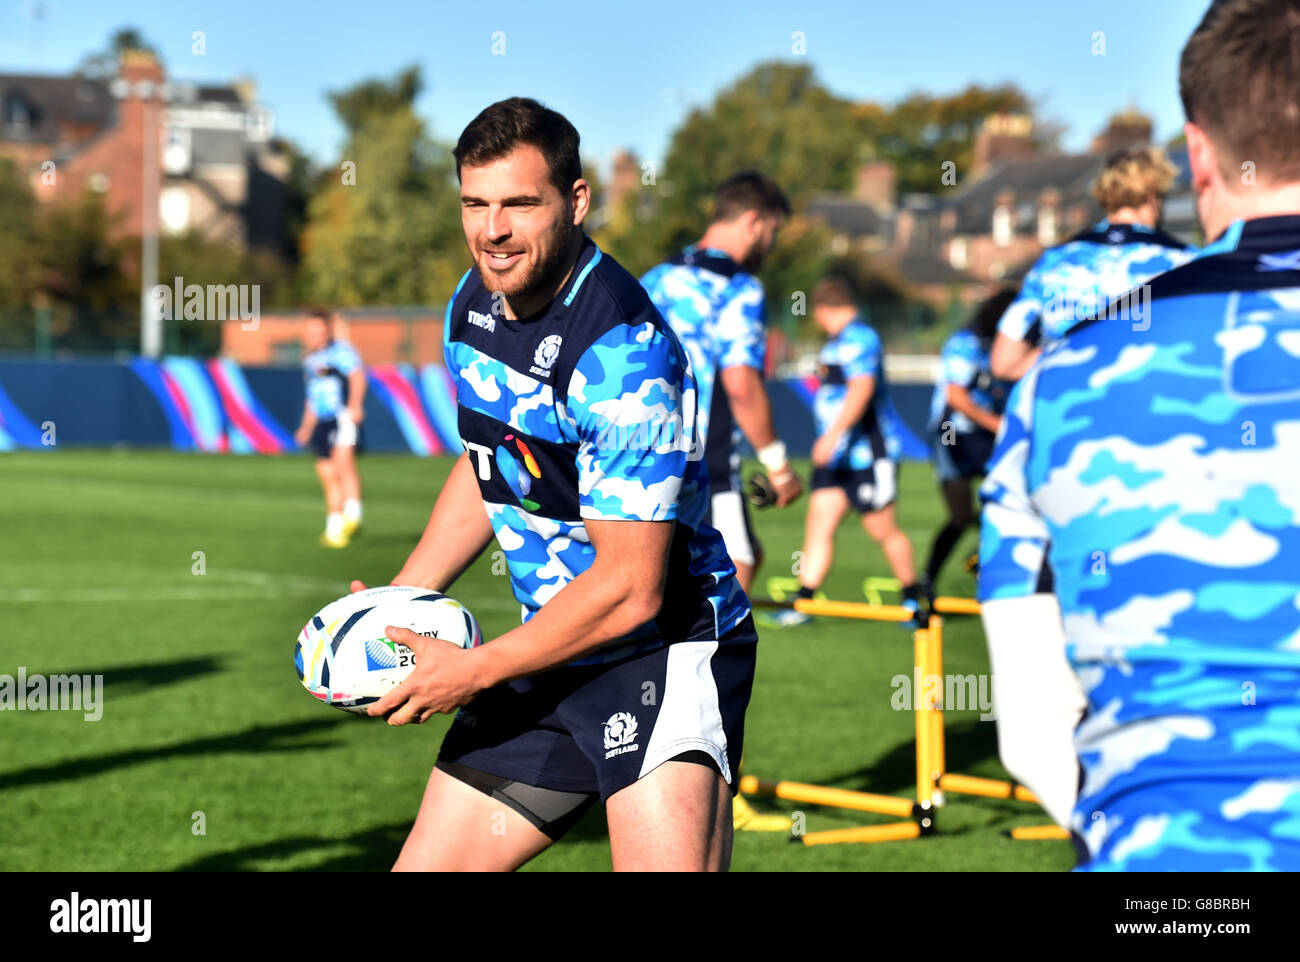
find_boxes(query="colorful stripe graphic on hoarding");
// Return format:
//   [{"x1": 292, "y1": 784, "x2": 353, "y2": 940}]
[
  {"x1": 207, "y1": 358, "x2": 296, "y2": 454},
  {"x1": 0, "y1": 380, "x2": 44, "y2": 449},
  {"x1": 368, "y1": 364, "x2": 442, "y2": 456},
  {"x1": 418, "y1": 364, "x2": 461, "y2": 452}
]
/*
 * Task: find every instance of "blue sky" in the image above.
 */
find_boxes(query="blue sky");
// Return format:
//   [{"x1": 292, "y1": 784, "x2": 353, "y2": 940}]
[{"x1": 2, "y1": 0, "x2": 1209, "y2": 177}]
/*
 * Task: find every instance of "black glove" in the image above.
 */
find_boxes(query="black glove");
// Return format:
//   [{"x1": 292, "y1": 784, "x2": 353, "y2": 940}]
[{"x1": 745, "y1": 471, "x2": 778, "y2": 508}]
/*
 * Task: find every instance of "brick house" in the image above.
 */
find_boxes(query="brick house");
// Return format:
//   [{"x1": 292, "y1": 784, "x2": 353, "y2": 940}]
[{"x1": 0, "y1": 50, "x2": 289, "y2": 253}]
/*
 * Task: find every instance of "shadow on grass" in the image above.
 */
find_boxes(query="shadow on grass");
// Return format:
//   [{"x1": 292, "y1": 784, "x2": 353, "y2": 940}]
[
  {"x1": 805, "y1": 716, "x2": 1003, "y2": 799},
  {"x1": 0, "y1": 718, "x2": 347, "y2": 791},
  {"x1": 173, "y1": 795, "x2": 611, "y2": 871},
  {"x1": 74, "y1": 655, "x2": 227, "y2": 697}
]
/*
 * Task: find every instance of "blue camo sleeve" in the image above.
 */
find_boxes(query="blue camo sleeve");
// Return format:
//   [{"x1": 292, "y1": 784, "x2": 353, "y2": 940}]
[
  {"x1": 998, "y1": 259, "x2": 1045, "y2": 342},
  {"x1": 843, "y1": 324, "x2": 880, "y2": 380},
  {"x1": 563, "y1": 322, "x2": 693, "y2": 522},
  {"x1": 978, "y1": 363, "x2": 1050, "y2": 601},
  {"x1": 941, "y1": 332, "x2": 978, "y2": 387},
  {"x1": 716, "y1": 274, "x2": 766, "y2": 371},
  {"x1": 332, "y1": 342, "x2": 361, "y2": 373},
  {"x1": 443, "y1": 268, "x2": 474, "y2": 381}
]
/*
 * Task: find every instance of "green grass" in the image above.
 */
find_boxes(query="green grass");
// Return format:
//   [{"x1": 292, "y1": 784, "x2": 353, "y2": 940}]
[{"x1": 0, "y1": 449, "x2": 1075, "y2": 871}]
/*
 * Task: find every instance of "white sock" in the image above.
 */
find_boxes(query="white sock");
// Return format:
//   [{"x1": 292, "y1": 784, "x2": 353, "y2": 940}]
[
  {"x1": 326, "y1": 512, "x2": 346, "y2": 539},
  {"x1": 343, "y1": 498, "x2": 362, "y2": 523}
]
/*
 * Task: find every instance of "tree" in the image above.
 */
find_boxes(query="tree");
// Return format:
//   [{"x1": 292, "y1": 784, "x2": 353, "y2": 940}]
[
  {"x1": 0, "y1": 158, "x2": 40, "y2": 310},
  {"x1": 300, "y1": 67, "x2": 465, "y2": 306},
  {"x1": 597, "y1": 62, "x2": 856, "y2": 333},
  {"x1": 76, "y1": 26, "x2": 155, "y2": 77},
  {"x1": 877, "y1": 85, "x2": 1055, "y2": 195}
]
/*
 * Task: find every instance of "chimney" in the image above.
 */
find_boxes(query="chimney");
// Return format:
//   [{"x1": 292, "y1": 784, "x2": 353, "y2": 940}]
[
  {"x1": 972, "y1": 111, "x2": 1036, "y2": 178},
  {"x1": 1090, "y1": 109, "x2": 1152, "y2": 156},
  {"x1": 105, "y1": 50, "x2": 165, "y2": 239},
  {"x1": 606, "y1": 149, "x2": 641, "y2": 211},
  {"x1": 853, "y1": 161, "x2": 896, "y2": 213}
]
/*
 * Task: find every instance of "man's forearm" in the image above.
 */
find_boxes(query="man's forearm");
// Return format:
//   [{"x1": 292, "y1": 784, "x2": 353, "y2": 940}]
[
  {"x1": 472, "y1": 561, "x2": 661, "y2": 686},
  {"x1": 946, "y1": 384, "x2": 1001, "y2": 434},
  {"x1": 348, "y1": 370, "x2": 367, "y2": 415},
  {"x1": 826, "y1": 377, "x2": 874, "y2": 437},
  {"x1": 394, "y1": 452, "x2": 495, "y2": 590},
  {"x1": 991, "y1": 333, "x2": 1040, "y2": 382},
  {"x1": 721, "y1": 364, "x2": 779, "y2": 451}
]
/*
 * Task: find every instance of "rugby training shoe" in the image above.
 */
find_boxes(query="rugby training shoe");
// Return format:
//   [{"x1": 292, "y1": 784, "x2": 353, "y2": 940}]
[
  {"x1": 760, "y1": 606, "x2": 812, "y2": 629},
  {"x1": 319, "y1": 530, "x2": 350, "y2": 549}
]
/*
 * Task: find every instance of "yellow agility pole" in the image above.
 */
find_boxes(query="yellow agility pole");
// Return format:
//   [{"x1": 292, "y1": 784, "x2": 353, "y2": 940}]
[
  {"x1": 739, "y1": 776, "x2": 916, "y2": 819},
  {"x1": 914, "y1": 623, "x2": 934, "y2": 808},
  {"x1": 802, "y1": 820, "x2": 926, "y2": 846},
  {"x1": 1008, "y1": 824, "x2": 1071, "y2": 841},
  {"x1": 925, "y1": 616, "x2": 946, "y2": 805},
  {"x1": 745, "y1": 597, "x2": 933, "y2": 844},
  {"x1": 936, "y1": 772, "x2": 1041, "y2": 804},
  {"x1": 746, "y1": 594, "x2": 1066, "y2": 844},
  {"x1": 932, "y1": 596, "x2": 982, "y2": 616}
]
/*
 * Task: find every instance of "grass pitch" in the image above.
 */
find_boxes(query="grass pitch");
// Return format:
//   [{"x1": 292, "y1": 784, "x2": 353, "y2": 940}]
[{"x1": 0, "y1": 449, "x2": 1075, "y2": 871}]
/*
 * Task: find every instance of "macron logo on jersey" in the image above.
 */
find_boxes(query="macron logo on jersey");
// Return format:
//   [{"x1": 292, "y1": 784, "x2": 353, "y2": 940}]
[
  {"x1": 530, "y1": 334, "x2": 563, "y2": 378},
  {"x1": 468, "y1": 309, "x2": 496, "y2": 332}
]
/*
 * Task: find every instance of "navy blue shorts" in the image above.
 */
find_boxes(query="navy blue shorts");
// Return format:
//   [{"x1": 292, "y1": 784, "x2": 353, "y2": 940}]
[
  {"x1": 309, "y1": 417, "x2": 361, "y2": 459},
  {"x1": 438, "y1": 615, "x2": 758, "y2": 801},
  {"x1": 933, "y1": 430, "x2": 994, "y2": 482},
  {"x1": 811, "y1": 460, "x2": 898, "y2": 513}
]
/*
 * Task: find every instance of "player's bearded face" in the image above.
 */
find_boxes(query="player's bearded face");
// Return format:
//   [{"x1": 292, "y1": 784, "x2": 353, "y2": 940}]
[
  {"x1": 741, "y1": 213, "x2": 782, "y2": 272},
  {"x1": 460, "y1": 145, "x2": 580, "y2": 305}
]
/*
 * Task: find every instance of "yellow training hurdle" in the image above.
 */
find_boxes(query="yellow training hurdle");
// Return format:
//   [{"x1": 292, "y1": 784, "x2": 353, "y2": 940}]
[{"x1": 744, "y1": 596, "x2": 1069, "y2": 845}]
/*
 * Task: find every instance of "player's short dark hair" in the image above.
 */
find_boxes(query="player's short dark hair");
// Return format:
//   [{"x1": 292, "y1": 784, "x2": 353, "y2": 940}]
[
  {"x1": 970, "y1": 287, "x2": 1018, "y2": 341},
  {"x1": 1179, "y1": 0, "x2": 1300, "y2": 184},
  {"x1": 812, "y1": 275, "x2": 857, "y2": 308},
  {"x1": 306, "y1": 306, "x2": 331, "y2": 323},
  {"x1": 454, "y1": 97, "x2": 583, "y2": 197},
  {"x1": 711, "y1": 171, "x2": 791, "y2": 223}
]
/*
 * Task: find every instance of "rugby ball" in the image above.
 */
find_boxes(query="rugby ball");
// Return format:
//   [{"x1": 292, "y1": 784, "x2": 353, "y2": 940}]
[{"x1": 295, "y1": 585, "x2": 483, "y2": 714}]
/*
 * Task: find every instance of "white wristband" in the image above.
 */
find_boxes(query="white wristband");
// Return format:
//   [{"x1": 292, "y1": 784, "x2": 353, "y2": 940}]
[{"x1": 757, "y1": 441, "x2": 788, "y2": 472}]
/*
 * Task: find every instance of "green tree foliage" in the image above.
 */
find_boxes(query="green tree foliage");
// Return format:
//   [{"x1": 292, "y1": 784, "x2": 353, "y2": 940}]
[
  {"x1": 156, "y1": 232, "x2": 296, "y2": 354},
  {"x1": 876, "y1": 85, "x2": 1052, "y2": 195},
  {"x1": 76, "y1": 26, "x2": 155, "y2": 77},
  {"x1": 0, "y1": 158, "x2": 40, "y2": 309},
  {"x1": 300, "y1": 67, "x2": 466, "y2": 306},
  {"x1": 597, "y1": 65, "x2": 1046, "y2": 337}
]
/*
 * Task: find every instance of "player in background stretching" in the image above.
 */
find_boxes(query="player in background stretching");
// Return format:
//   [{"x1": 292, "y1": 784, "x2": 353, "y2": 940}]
[
  {"x1": 990, "y1": 145, "x2": 1197, "y2": 383},
  {"x1": 920, "y1": 288, "x2": 1016, "y2": 597},
  {"x1": 980, "y1": 0, "x2": 1300, "y2": 867},
  {"x1": 772, "y1": 276, "x2": 922, "y2": 628},
  {"x1": 357, "y1": 98, "x2": 756, "y2": 871},
  {"x1": 640, "y1": 173, "x2": 803, "y2": 834},
  {"x1": 641, "y1": 172, "x2": 803, "y2": 595},
  {"x1": 295, "y1": 309, "x2": 366, "y2": 548}
]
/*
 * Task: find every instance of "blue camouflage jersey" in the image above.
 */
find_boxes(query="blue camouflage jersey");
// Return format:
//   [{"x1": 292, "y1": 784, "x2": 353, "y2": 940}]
[
  {"x1": 979, "y1": 215, "x2": 1300, "y2": 870},
  {"x1": 998, "y1": 221, "x2": 1196, "y2": 348},
  {"x1": 815, "y1": 317, "x2": 903, "y2": 470},
  {"x1": 640, "y1": 247, "x2": 766, "y2": 493},
  {"x1": 302, "y1": 340, "x2": 362, "y2": 418},
  {"x1": 928, "y1": 328, "x2": 1012, "y2": 435},
  {"x1": 445, "y1": 236, "x2": 750, "y2": 667}
]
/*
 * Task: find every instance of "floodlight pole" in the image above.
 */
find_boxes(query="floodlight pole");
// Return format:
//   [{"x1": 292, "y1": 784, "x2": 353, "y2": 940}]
[{"x1": 140, "y1": 95, "x2": 162, "y2": 359}]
